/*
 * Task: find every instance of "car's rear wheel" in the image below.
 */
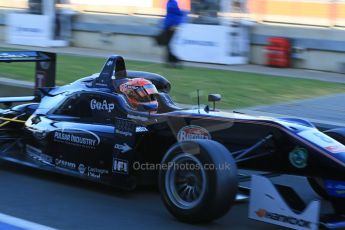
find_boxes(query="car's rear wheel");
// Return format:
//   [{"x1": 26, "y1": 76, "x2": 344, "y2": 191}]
[{"x1": 158, "y1": 140, "x2": 238, "y2": 223}]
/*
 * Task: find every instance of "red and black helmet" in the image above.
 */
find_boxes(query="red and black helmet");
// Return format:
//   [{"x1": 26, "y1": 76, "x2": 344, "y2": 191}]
[{"x1": 119, "y1": 78, "x2": 159, "y2": 112}]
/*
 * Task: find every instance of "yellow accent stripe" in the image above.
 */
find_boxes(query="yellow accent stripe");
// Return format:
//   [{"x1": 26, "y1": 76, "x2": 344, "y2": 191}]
[
  {"x1": 0, "y1": 121, "x2": 10, "y2": 128},
  {"x1": 0, "y1": 117, "x2": 26, "y2": 129}
]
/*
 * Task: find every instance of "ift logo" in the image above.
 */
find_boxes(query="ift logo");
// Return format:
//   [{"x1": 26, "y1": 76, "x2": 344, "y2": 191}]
[{"x1": 113, "y1": 158, "x2": 128, "y2": 174}]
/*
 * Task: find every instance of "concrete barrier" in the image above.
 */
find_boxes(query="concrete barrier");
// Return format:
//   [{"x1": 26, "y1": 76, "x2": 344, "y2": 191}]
[
  {"x1": 251, "y1": 24, "x2": 345, "y2": 73},
  {"x1": 72, "y1": 31, "x2": 164, "y2": 57},
  {"x1": 0, "y1": 10, "x2": 344, "y2": 73}
]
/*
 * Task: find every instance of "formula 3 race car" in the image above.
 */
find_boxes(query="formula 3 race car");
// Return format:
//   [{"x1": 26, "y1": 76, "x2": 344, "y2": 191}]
[{"x1": 1, "y1": 51, "x2": 345, "y2": 225}]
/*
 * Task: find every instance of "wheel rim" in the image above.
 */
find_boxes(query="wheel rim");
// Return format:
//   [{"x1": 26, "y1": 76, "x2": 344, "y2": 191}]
[{"x1": 165, "y1": 153, "x2": 207, "y2": 210}]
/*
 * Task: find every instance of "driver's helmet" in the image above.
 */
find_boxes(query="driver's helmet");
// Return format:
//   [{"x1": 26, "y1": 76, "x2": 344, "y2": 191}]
[{"x1": 119, "y1": 78, "x2": 159, "y2": 112}]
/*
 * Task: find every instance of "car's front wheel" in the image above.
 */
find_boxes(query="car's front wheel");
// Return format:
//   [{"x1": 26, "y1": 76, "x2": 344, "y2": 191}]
[{"x1": 158, "y1": 140, "x2": 238, "y2": 223}]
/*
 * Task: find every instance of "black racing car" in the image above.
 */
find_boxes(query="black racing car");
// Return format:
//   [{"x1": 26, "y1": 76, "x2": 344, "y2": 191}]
[{"x1": 1, "y1": 52, "x2": 345, "y2": 224}]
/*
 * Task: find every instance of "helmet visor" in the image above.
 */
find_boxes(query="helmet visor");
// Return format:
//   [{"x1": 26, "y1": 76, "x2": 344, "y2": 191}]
[
  {"x1": 143, "y1": 84, "x2": 158, "y2": 95},
  {"x1": 134, "y1": 84, "x2": 158, "y2": 102}
]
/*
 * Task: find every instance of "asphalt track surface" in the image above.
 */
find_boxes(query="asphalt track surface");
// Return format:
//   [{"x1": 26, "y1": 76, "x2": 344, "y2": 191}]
[
  {"x1": 0, "y1": 85, "x2": 321, "y2": 230},
  {"x1": 0, "y1": 161, "x2": 316, "y2": 230}
]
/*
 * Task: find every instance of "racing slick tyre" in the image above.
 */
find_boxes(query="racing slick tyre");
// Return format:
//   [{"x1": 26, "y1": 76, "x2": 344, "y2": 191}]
[
  {"x1": 158, "y1": 140, "x2": 238, "y2": 223},
  {"x1": 307, "y1": 177, "x2": 329, "y2": 200}
]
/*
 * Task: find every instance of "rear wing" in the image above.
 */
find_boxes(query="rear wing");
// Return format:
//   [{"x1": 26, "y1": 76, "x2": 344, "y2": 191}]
[
  {"x1": 0, "y1": 51, "x2": 56, "y2": 90},
  {"x1": 0, "y1": 51, "x2": 56, "y2": 105}
]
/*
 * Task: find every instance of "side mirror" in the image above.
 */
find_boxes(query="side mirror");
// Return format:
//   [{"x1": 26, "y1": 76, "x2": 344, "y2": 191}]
[{"x1": 208, "y1": 94, "x2": 221, "y2": 111}]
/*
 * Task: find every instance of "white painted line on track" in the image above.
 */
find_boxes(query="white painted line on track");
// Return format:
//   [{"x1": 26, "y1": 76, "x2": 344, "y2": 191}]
[{"x1": 0, "y1": 213, "x2": 56, "y2": 230}]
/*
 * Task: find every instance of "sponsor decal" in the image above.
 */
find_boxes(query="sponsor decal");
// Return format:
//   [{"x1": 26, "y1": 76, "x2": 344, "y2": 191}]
[
  {"x1": 114, "y1": 119, "x2": 136, "y2": 136},
  {"x1": 90, "y1": 99, "x2": 115, "y2": 113},
  {"x1": 313, "y1": 132, "x2": 333, "y2": 143},
  {"x1": 26, "y1": 145, "x2": 53, "y2": 164},
  {"x1": 0, "y1": 53, "x2": 29, "y2": 59},
  {"x1": 113, "y1": 158, "x2": 129, "y2": 174},
  {"x1": 136, "y1": 126, "x2": 148, "y2": 132},
  {"x1": 87, "y1": 166, "x2": 109, "y2": 179},
  {"x1": 78, "y1": 164, "x2": 86, "y2": 174},
  {"x1": 106, "y1": 60, "x2": 113, "y2": 66},
  {"x1": 121, "y1": 84, "x2": 138, "y2": 90},
  {"x1": 115, "y1": 129, "x2": 133, "y2": 137},
  {"x1": 94, "y1": 83, "x2": 108, "y2": 87},
  {"x1": 39, "y1": 61, "x2": 50, "y2": 70},
  {"x1": 325, "y1": 145, "x2": 345, "y2": 154},
  {"x1": 16, "y1": 27, "x2": 41, "y2": 33},
  {"x1": 325, "y1": 180, "x2": 345, "y2": 198},
  {"x1": 114, "y1": 143, "x2": 132, "y2": 153},
  {"x1": 255, "y1": 209, "x2": 311, "y2": 228},
  {"x1": 54, "y1": 129, "x2": 100, "y2": 149},
  {"x1": 35, "y1": 72, "x2": 46, "y2": 88},
  {"x1": 298, "y1": 130, "x2": 345, "y2": 154},
  {"x1": 289, "y1": 147, "x2": 308, "y2": 169},
  {"x1": 127, "y1": 114, "x2": 148, "y2": 121},
  {"x1": 55, "y1": 158, "x2": 76, "y2": 170},
  {"x1": 182, "y1": 39, "x2": 217, "y2": 47},
  {"x1": 77, "y1": 164, "x2": 108, "y2": 179},
  {"x1": 250, "y1": 175, "x2": 319, "y2": 230},
  {"x1": 177, "y1": 125, "x2": 211, "y2": 141}
]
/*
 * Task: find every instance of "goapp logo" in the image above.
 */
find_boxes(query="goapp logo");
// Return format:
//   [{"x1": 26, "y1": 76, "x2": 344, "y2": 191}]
[{"x1": 90, "y1": 99, "x2": 115, "y2": 113}]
